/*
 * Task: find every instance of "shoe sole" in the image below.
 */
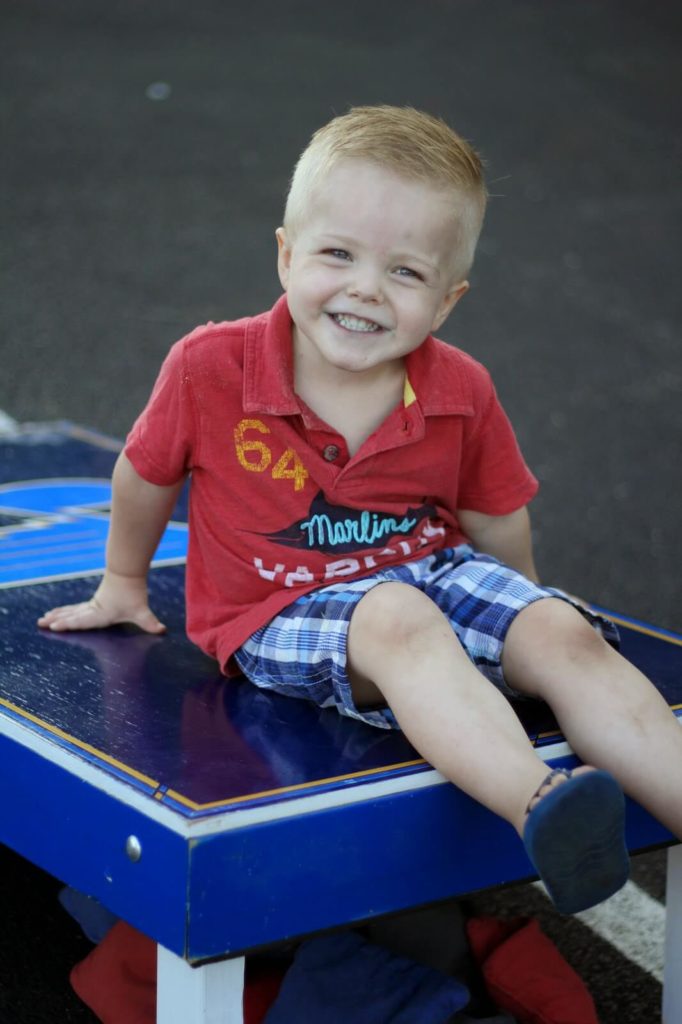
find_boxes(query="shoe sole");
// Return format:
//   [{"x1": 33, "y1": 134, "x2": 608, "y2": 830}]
[{"x1": 523, "y1": 769, "x2": 630, "y2": 915}]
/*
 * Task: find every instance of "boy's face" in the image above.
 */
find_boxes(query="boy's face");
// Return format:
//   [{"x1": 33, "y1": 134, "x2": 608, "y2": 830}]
[{"x1": 277, "y1": 160, "x2": 470, "y2": 381}]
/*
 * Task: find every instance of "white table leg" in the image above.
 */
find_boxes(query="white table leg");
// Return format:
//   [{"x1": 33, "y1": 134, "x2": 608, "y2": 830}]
[
  {"x1": 663, "y1": 844, "x2": 682, "y2": 1024},
  {"x1": 157, "y1": 945, "x2": 245, "y2": 1024}
]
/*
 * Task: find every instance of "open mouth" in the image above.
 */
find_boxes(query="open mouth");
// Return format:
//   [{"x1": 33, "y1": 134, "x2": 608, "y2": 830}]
[{"x1": 329, "y1": 312, "x2": 384, "y2": 333}]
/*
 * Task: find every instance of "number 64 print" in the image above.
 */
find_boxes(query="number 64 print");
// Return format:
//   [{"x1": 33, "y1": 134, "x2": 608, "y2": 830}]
[{"x1": 233, "y1": 419, "x2": 309, "y2": 492}]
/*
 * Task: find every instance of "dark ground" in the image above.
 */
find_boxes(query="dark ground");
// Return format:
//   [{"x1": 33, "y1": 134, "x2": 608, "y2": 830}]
[{"x1": 1, "y1": 2, "x2": 680, "y2": 1022}]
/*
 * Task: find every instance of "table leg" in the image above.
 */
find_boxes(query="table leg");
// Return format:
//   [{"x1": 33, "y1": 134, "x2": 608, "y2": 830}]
[
  {"x1": 157, "y1": 945, "x2": 245, "y2": 1024},
  {"x1": 663, "y1": 844, "x2": 682, "y2": 1024}
]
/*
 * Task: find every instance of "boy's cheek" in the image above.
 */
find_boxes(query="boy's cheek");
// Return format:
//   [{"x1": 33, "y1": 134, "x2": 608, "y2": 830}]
[{"x1": 294, "y1": 267, "x2": 336, "y2": 299}]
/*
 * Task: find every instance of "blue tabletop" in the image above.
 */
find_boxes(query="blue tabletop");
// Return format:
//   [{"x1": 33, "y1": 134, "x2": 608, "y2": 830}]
[{"x1": 1, "y1": 423, "x2": 680, "y2": 821}]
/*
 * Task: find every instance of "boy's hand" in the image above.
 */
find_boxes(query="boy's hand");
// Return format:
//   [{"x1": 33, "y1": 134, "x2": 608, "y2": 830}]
[{"x1": 37, "y1": 572, "x2": 166, "y2": 635}]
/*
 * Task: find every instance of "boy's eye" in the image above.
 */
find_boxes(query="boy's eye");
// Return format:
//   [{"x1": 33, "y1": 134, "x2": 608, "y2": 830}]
[
  {"x1": 395, "y1": 266, "x2": 423, "y2": 280},
  {"x1": 323, "y1": 248, "x2": 351, "y2": 261}
]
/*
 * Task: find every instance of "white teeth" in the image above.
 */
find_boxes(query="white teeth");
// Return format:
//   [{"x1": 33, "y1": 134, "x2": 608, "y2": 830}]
[{"x1": 332, "y1": 313, "x2": 381, "y2": 333}]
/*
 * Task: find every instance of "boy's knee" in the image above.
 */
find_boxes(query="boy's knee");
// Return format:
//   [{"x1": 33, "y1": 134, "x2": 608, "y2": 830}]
[
  {"x1": 543, "y1": 598, "x2": 609, "y2": 653},
  {"x1": 349, "y1": 582, "x2": 447, "y2": 660},
  {"x1": 505, "y1": 597, "x2": 613, "y2": 688}
]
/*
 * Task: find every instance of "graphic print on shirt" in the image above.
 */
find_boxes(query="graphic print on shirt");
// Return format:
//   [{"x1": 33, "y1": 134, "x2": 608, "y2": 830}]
[
  {"x1": 234, "y1": 418, "x2": 309, "y2": 491},
  {"x1": 249, "y1": 492, "x2": 447, "y2": 587},
  {"x1": 232, "y1": 416, "x2": 449, "y2": 587},
  {"x1": 264, "y1": 491, "x2": 439, "y2": 554}
]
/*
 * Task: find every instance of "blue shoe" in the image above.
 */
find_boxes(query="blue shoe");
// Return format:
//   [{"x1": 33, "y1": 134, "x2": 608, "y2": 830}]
[{"x1": 523, "y1": 768, "x2": 630, "y2": 915}]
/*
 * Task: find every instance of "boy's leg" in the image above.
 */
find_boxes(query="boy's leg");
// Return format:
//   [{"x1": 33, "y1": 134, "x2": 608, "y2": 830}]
[
  {"x1": 501, "y1": 597, "x2": 682, "y2": 839},
  {"x1": 347, "y1": 581, "x2": 558, "y2": 837},
  {"x1": 347, "y1": 580, "x2": 636, "y2": 913}
]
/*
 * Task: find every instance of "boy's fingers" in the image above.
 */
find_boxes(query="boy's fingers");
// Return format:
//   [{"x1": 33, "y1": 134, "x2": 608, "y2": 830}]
[
  {"x1": 37, "y1": 605, "x2": 72, "y2": 623},
  {"x1": 37, "y1": 605, "x2": 83, "y2": 627},
  {"x1": 49, "y1": 606, "x2": 104, "y2": 631},
  {"x1": 38, "y1": 602, "x2": 166, "y2": 635},
  {"x1": 38, "y1": 601, "x2": 108, "y2": 631}
]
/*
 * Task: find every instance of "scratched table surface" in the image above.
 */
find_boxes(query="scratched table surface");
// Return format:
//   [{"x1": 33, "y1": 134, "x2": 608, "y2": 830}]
[
  {"x1": 0, "y1": 422, "x2": 680, "y2": 962},
  {"x1": 0, "y1": 423, "x2": 675, "y2": 966}
]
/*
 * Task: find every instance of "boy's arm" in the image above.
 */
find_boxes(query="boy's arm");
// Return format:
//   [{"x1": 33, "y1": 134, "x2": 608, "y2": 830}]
[
  {"x1": 38, "y1": 452, "x2": 186, "y2": 633},
  {"x1": 457, "y1": 505, "x2": 540, "y2": 583}
]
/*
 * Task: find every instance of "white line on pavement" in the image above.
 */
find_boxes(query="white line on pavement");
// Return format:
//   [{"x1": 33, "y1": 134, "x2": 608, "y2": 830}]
[
  {"x1": 0, "y1": 410, "x2": 18, "y2": 434},
  {"x1": 534, "y1": 879, "x2": 665, "y2": 981}
]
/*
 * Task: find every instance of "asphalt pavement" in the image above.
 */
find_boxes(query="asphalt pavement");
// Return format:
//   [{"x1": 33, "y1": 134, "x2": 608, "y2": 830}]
[{"x1": 1, "y1": 2, "x2": 680, "y2": 1021}]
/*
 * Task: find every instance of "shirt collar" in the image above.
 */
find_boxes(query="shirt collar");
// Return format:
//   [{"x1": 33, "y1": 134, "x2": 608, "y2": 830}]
[
  {"x1": 243, "y1": 293, "x2": 474, "y2": 418},
  {"x1": 405, "y1": 334, "x2": 475, "y2": 416},
  {"x1": 243, "y1": 294, "x2": 300, "y2": 415}
]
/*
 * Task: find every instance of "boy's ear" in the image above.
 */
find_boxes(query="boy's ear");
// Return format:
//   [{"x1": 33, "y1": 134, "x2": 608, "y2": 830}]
[
  {"x1": 276, "y1": 227, "x2": 291, "y2": 289},
  {"x1": 431, "y1": 280, "x2": 469, "y2": 331}
]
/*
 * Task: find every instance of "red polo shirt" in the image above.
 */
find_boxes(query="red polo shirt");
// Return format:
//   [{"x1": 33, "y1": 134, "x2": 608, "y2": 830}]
[{"x1": 125, "y1": 294, "x2": 538, "y2": 673}]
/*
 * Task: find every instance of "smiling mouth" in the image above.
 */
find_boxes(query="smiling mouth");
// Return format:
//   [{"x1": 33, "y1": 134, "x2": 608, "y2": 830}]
[{"x1": 329, "y1": 312, "x2": 384, "y2": 333}]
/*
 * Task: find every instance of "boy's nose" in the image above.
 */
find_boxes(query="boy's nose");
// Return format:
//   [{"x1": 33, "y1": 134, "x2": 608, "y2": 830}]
[{"x1": 346, "y1": 267, "x2": 383, "y2": 303}]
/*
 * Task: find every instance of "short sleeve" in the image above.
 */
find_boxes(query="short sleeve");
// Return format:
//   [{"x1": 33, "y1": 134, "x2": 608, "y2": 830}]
[
  {"x1": 124, "y1": 338, "x2": 195, "y2": 485},
  {"x1": 456, "y1": 384, "x2": 539, "y2": 514}
]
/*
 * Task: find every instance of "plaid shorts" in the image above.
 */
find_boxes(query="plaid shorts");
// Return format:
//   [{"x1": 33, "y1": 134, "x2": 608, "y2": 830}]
[{"x1": 234, "y1": 545, "x2": 619, "y2": 730}]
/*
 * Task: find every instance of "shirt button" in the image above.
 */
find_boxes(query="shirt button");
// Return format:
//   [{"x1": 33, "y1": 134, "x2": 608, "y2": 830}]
[{"x1": 323, "y1": 444, "x2": 341, "y2": 462}]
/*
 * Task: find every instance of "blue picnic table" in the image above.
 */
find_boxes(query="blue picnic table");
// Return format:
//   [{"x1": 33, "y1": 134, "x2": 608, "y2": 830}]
[{"x1": 1, "y1": 422, "x2": 680, "y2": 1023}]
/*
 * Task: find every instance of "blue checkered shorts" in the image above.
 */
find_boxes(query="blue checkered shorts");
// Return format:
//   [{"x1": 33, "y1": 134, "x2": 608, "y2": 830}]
[{"x1": 234, "y1": 545, "x2": 619, "y2": 730}]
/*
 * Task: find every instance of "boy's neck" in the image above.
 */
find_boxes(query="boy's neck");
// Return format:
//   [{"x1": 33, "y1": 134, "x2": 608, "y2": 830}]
[{"x1": 294, "y1": 356, "x2": 407, "y2": 457}]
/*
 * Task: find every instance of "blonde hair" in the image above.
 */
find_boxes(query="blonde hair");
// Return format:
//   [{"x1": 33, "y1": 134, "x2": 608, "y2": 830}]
[{"x1": 283, "y1": 105, "x2": 488, "y2": 280}]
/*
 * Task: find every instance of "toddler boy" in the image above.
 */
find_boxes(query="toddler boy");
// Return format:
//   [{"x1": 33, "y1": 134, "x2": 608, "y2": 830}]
[{"x1": 39, "y1": 106, "x2": 682, "y2": 914}]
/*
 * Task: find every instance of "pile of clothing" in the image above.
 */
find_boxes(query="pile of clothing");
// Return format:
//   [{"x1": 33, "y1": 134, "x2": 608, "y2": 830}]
[{"x1": 62, "y1": 888, "x2": 598, "y2": 1023}]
